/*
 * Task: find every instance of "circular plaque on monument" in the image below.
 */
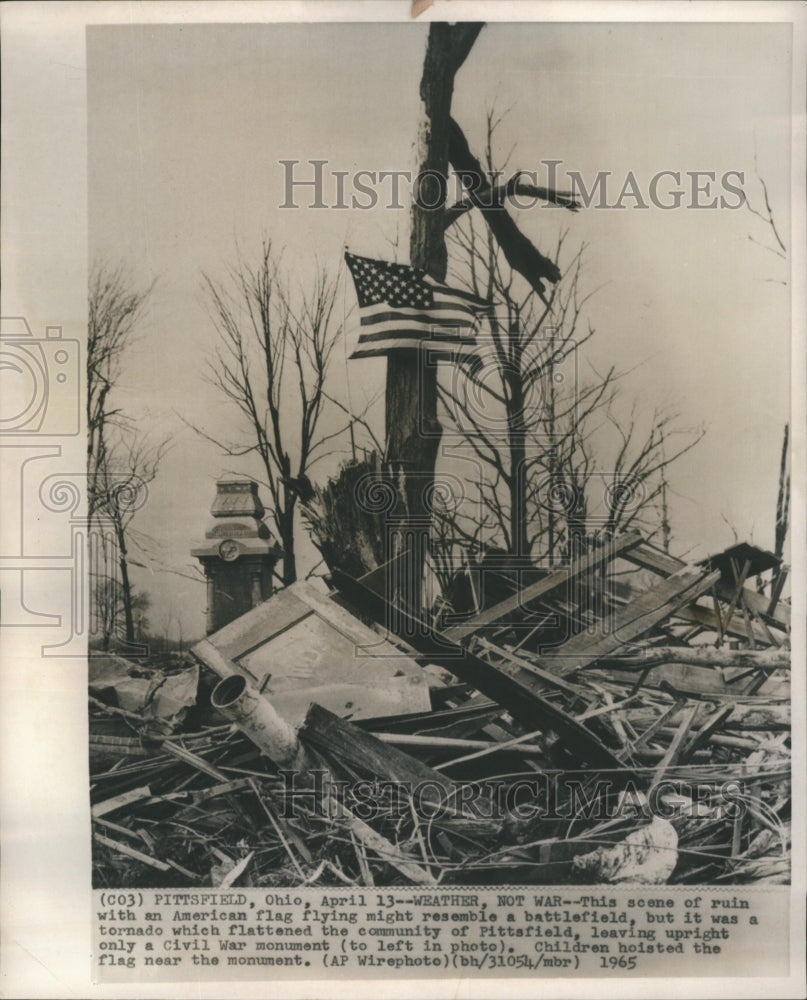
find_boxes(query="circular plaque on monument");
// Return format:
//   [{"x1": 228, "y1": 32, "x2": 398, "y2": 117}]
[{"x1": 218, "y1": 539, "x2": 240, "y2": 561}]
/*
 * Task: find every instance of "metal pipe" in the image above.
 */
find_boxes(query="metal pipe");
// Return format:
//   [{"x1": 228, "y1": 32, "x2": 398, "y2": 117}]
[{"x1": 211, "y1": 674, "x2": 304, "y2": 768}]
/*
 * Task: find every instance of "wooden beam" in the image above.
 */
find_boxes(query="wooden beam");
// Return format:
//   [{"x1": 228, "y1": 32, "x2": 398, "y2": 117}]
[
  {"x1": 633, "y1": 699, "x2": 688, "y2": 751},
  {"x1": 621, "y1": 541, "x2": 684, "y2": 577},
  {"x1": 592, "y1": 661, "x2": 789, "y2": 700},
  {"x1": 345, "y1": 811, "x2": 437, "y2": 885},
  {"x1": 673, "y1": 603, "x2": 775, "y2": 645},
  {"x1": 93, "y1": 832, "x2": 172, "y2": 873},
  {"x1": 300, "y1": 703, "x2": 453, "y2": 790},
  {"x1": 594, "y1": 647, "x2": 790, "y2": 671},
  {"x1": 470, "y1": 636, "x2": 588, "y2": 697},
  {"x1": 681, "y1": 704, "x2": 735, "y2": 760},
  {"x1": 370, "y1": 732, "x2": 545, "y2": 756},
  {"x1": 541, "y1": 569, "x2": 720, "y2": 676},
  {"x1": 652, "y1": 705, "x2": 700, "y2": 783},
  {"x1": 623, "y1": 542, "x2": 790, "y2": 629},
  {"x1": 443, "y1": 531, "x2": 643, "y2": 642}
]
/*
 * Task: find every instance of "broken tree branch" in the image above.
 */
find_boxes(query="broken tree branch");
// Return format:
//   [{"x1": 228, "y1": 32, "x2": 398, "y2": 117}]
[{"x1": 447, "y1": 117, "x2": 562, "y2": 297}]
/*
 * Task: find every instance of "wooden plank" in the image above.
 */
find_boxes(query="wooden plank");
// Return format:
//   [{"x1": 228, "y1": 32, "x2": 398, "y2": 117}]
[
  {"x1": 658, "y1": 725, "x2": 757, "y2": 751},
  {"x1": 723, "y1": 582, "x2": 789, "y2": 628},
  {"x1": 470, "y1": 636, "x2": 589, "y2": 697},
  {"x1": 652, "y1": 705, "x2": 699, "y2": 783},
  {"x1": 767, "y1": 568, "x2": 789, "y2": 619},
  {"x1": 93, "y1": 816, "x2": 143, "y2": 841},
  {"x1": 370, "y1": 732, "x2": 545, "y2": 756},
  {"x1": 299, "y1": 706, "x2": 506, "y2": 841},
  {"x1": 622, "y1": 541, "x2": 685, "y2": 576},
  {"x1": 744, "y1": 583, "x2": 789, "y2": 629},
  {"x1": 355, "y1": 700, "x2": 501, "y2": 735},
  {"x1": 164, "y1": 777, "x2": 255, "y2": 807},
  {"x1": 91, "y1": 786, "x2": 152, "y2": 818},
  {"x1": 633, "y1": 699, "x2": 688, "y2": 751},
  {"x1": 434, "y1": 727, "x2": 545, "y2": 771},
  {"x1": 673, "y1": 604, "x2": 774, "y2": 645},
  {"x1": 331, "y1": 568, "x2": 638, "y2": 778},
  {"x1": 596, "y1": 661, "x2": 789, "y2": 700},
  {"x1": 162, "y1": 740, "x2": 229, "y2": 782},
  {"x1": 93, "y1": 832, "x2": 171, "y2": 872},
  {"x1": 299, "y1": 703, "x2": 454, "y2": 790},
  {"x1": 202, "y1": 586, "x2": 313, "y2": 661},
  {"x1": 541, "y1": 569, "x2": 720, "y2": 676},
  {"x1": 346, "y1": 811, "x2": 436, "y2": 885},
  {"x1": 442, "y1": 531, "x2": 643, "y2": 642},
  {"x1": 681, "y1": 704, "x2": 735, "y2": 760},
  {"x1": 595, "y1": 647, "x2": 790, "y2": 671},
  {"x1": 623, "y1": 542, "x2": 790, "y2": 629}
]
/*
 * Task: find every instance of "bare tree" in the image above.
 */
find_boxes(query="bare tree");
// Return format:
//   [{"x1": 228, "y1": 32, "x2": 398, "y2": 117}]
[
  {"x1": 745, "y1": 164, "x2": 787, "y2": 276},
  {"x1": 88, "y1": 264, "x2": 167, "y2": 647},
  {"x1": 198, "y1": 240, "x2": 348, "y2": 586},
  {"x1": 745, "y1": 166, "x2": 789, "y2": 602},
  {"x1": 434, "y1": 113, "x2": 704, "y2": 580},
  {"x1": 92, "y1": 578, "x2": 152, "y2": 653},
  {"x1": 87, "y1": 264, "x2": 155, "y2": 518},
  {"x1": 89, "y1": 432, "x2": 168, "y2": 648}
]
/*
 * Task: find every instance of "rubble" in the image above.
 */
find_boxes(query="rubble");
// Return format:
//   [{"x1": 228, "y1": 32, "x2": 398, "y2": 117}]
[
  {"x1": 90, "y1": 532, "x2": 791, "y2": 889},
  {"x1": 89, "y1": 655, "x2": 199, "y2": 734}
]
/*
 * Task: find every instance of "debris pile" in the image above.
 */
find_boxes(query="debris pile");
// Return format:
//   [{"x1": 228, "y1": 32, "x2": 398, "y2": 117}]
[{"x1": 90, "y1": 534, "x2": 791, "y2": 888}]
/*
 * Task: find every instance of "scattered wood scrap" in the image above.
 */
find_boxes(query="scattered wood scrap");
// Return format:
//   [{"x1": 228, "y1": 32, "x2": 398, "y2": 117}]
[{"x1": 90, "y1": 532, "x2": 791, "y2": 889}]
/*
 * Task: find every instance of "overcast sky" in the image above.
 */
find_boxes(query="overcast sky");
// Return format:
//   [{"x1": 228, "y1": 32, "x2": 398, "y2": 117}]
[{"x1": 87, "y1": 20, "x2": 792, "y2": 640}]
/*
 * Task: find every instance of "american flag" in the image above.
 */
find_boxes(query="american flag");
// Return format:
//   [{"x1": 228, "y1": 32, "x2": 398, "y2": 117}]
[{"x1": 345, "y1": 252, "x2": 490, "y2": 359}]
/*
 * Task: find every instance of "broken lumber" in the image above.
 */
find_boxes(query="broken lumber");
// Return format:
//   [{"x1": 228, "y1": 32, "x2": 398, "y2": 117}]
[
  {"x1": 673, "y1": 603, "x2": 780, "y2": 645},
  {"x1": 93, "y1": 832, "x2": 171, "y2": 873},
  {"x1": 345, "y1": 810, "x2": 437, "y2": 885},
  {"x1": 91, "y1": 786, "x2": 152, "y2": 818},
  {"x1": 442, "y1": 531, "x2": 643, "y2": 642},
  {"x1": 371, "y1": 732, "x2": 545, "y2": 756},
  {"x1": 331, "y1": 567, "x2": 638, "y2": 778},
  {"x1": 652, "y1": 705, "x2": 699, "y2": 783},
  {"x1": 542, "y1": 569, "x2": 721, "y2": 675},
  {"x1": 596, "y1": 647, "x2": 790, "y2": 671},
  {"x1": 299, "y1": 703, "x2": 454, "y2": 790},
  {"x1": 623, "y1": 541, "x2": 790, "y2": 629}
]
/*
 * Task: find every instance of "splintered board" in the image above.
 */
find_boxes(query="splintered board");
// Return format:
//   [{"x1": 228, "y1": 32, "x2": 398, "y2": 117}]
[{"x1": 539, "y1": 569, "x2": 721, "y2": 675}]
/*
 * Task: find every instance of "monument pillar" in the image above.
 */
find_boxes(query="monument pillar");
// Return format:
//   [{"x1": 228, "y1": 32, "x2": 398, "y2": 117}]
[{"x1": 191, "y1": 478, "x2": 282, "y2": 635}]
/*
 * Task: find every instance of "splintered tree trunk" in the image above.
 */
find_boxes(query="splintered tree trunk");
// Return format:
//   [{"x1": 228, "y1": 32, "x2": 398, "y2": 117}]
[
  {"x1": 278, "y1": 506, "x2": 297, "y2": 587},
  {"x1": 385, "y1": 22, "x2": 482, "y2": 625}
]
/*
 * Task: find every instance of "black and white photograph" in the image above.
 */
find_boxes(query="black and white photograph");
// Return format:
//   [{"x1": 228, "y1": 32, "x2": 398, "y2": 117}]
[{"x1": 1, "y1": 1, "x2": 805, "y2": 996}]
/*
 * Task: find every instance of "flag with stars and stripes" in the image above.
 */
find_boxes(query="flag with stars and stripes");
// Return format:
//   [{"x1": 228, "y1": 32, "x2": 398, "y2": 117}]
[{"x1": 345, "y1": 252, "x2": 490, "y2": 359}]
